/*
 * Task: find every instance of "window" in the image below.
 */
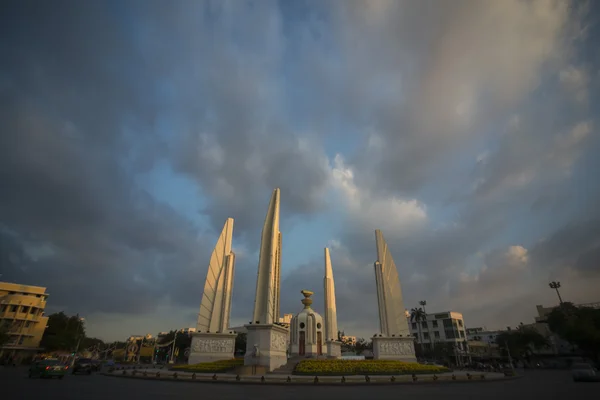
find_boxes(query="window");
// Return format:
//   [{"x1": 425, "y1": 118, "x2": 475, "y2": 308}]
[
  {"x1": 423, "y1": 332, "x2": 430, "y2": 339},
  {"x1": 25, "y1": 321, "x2": 31, "y2": 328},
  {"x1": 11, "y1": 305, "x2": 18, "y2": 312},
  {"x1": 21, "y1": 306, "x2": 29, "y2": 314},
  {"x1": 411, "y1": 322, "x2": 417, "y2": 330},
  {"x1": 445, "y1": 330, "x2": 456, "y2": 339},
  {"x1": 434, "y1": 331, "x2": 440, "y2": 339},
  {"x1": 18, "y1": 336, "x2": 25, "y2": 345},
  {"x1": 458, "y1": 320, "x2": 463, "y2": 327},
  {"x1": 413, "y1": 333, "x2": 418, "y2": 338},
  {"x1": 432, "y1": 321, "x2": 438, "y2": 328},
  {"x1": 460, "y1": 331, "x2": 465, "y2": 338},
  {"x1": 421, "y1": 322, "x2": 428, "y2": 329},
  {"x1": 0, "y1": 305, "x2": 6, "y2": 313},
  {"x1": 29, "y1": 307, "x2": 36, "y2": 314}
]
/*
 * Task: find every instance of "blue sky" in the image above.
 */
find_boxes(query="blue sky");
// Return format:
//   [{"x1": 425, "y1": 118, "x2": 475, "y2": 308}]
[{"x1": 1, "y1": 0, "x2": 600, "y2": 341}]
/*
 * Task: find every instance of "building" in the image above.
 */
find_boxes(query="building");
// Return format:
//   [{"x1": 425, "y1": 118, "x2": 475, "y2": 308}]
[
  {"x1": 409, "y1": 310, "x2": 467, "y2": 345},
  {"x1": 0, "y1": 281, "x2": 49, "y2": 363},
  {"x1": 340, "y1": 335, "x2": 357, "y2": 345},
  {"x1": 278, "y1": 313, "x2": 293, "y2": 326},
  {"x1": 466, "y1": 327, "x2": 503, "y2": 345},
  {"x1": 408, "y1": 310, "x2": 469, "y2": 364},
  {"x1": 179, "y1": 327, "x2": 196, "y2": 336}
]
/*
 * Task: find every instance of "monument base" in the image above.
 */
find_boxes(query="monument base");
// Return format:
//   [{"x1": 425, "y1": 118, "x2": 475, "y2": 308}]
[
  {"x1": 188, "y1": 332, "x2": 237, "y2": 365},
  {"x1": 244, "y1": 323, "x2": 289, "y2": 372},
  {"x1": 372, "y1": 336, "x2": 417, "y2": 362},
  {"x1": 326, "y1": 340, "x2": 342, "y2": 358}
]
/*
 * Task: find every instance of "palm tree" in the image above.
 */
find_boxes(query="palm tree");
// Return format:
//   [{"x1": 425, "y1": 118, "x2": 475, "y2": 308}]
[
  {"x1": 419, "y1": 300, "x2": 434, "y2": 351},
  {"x1": 410, "y1": 307, "x2": 426, "y2": 356}
]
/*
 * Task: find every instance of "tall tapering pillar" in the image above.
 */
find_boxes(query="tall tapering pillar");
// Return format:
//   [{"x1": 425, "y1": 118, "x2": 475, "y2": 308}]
[
  {"x1": 244, "y1": 188, "x2": 288, "y2": 372},
  {"x1": 372, "y1": 229, "x2": 416, "y2": 361},
  {"x1": 323, "y1": 248, "x2": 341, "y2": 358},
  {"x1": 189, "y1": 218, "x2": 237, "y2": 364}
]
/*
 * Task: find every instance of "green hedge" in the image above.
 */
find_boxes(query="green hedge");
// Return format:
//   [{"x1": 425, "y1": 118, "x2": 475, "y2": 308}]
[
  {"x1": 171, "y1": 358, "x2": 243, "y2": 372},
  {"x1": 294, "y1": 359, "x2": 451, "y2": 376}
]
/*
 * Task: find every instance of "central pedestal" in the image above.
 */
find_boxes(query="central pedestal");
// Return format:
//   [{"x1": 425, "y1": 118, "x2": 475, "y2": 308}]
[
  {"x1": 372, "y1": 336, "x2": 417, "y2": 362},
  {"x1": 244, "y1": 324, "x2": 289, "y2": 372},
  {"x1": 188, "y1": 332, "x2": 237, "y2": 365},
  {"x1": 326, "y1": 340, "x2": 342, "y2": 358}
]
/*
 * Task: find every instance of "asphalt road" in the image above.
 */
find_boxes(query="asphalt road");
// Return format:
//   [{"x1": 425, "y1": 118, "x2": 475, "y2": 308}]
[{"x1": 2, "y1": 367, "x2": 597, "y2": 400}]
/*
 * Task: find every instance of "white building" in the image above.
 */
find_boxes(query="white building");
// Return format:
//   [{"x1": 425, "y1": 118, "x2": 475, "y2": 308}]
[
  {"x1": 408, "y1": 311, "x2": 468, "y2": 352},
  {"x1": 466, "y1": 327, "x2": 503, "y2": 345}
]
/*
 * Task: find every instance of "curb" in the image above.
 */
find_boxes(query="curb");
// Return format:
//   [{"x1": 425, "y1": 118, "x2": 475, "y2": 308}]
[{"x1": 101, "y1": 372, "x2": 522, "y2": 386}]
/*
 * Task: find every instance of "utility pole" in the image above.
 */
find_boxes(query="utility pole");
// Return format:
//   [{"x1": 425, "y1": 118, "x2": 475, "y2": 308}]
[
  {"x1": 70, "y1": 316, "x2": 84, "y2": 367},
  {"x1": 505, "y1": 340, "x2": 516, "y2": 375},
  {"x1": 549, "y1": 281, "x2": 563, "y2": 304},
  {"x1": 169, "y1": 330, "x2": 178, "y2": 364}
]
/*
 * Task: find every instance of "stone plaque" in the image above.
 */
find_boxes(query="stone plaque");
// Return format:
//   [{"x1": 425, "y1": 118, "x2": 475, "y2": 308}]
[
  {"x1": 270, "y1": 332, "x2": 287, "y2": 352},
  {"x1": 192, "y1": 338, "x2": 234, "y2": 353}
]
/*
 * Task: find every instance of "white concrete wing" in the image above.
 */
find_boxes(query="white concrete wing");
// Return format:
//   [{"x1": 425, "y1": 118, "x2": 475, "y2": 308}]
[
  {"x1": 374, "y1": 229, "x2": 411, "y2": 337},
  {"x1": 252, "y1": 188, "x2": 282, "y2": 325},
  {"x1": 323, "y1": 247, "x2": 339, "y2": 342},
  {"x1": 197, "y1": 218, "x2": 235, "y2": 333}
]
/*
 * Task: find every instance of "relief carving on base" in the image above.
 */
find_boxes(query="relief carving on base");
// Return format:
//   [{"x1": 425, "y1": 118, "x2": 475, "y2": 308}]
[
  {"x1": 270, "y1": 332, "x2": 287, "y2": 352},
  {"x1": 378, "y1": 340, "x2": 414, "y2": 356},
  {"x1": 192, "y1": 338, "x2": 234, "y2": 354}
]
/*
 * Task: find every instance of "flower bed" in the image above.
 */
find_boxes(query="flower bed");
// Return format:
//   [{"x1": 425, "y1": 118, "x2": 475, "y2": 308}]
[
  {"x1": 294, "y1": 359, "x2": 450, "y2": 376},
  {"x1": 171, "y1": 358, "x2": 243, "y2": 373}
]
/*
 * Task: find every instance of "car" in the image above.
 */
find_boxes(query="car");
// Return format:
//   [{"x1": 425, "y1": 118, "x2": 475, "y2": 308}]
[
  {"x1": 91, "y1": 360, "x2": 102, "y2": 372},
  {"x1": 572, "y1": 362, "x2": 599, "y2": 382},
  {"x1": 29, "y1": 359, "x2": 69, "y2": 379},
  {"x1": 72, "y1": 358, "x2": 93, "y2": 375}
]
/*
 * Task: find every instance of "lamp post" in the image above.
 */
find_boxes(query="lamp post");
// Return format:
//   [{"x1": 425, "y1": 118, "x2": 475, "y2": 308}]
[{"x1": 549, "y1": 281, "x2": 563, "y2": 305}]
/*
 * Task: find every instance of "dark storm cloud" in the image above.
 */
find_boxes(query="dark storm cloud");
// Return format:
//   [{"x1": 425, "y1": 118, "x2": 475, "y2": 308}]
[
  {"x1": 0, "y1": 1, "x2": 206, "y2": 315},
  {"x1": 1, "y1": 0, "x2": 599, "y2": 340}
]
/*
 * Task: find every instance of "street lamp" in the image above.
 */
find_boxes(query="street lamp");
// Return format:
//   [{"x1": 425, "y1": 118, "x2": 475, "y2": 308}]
[{"x1": 549, "y1": 281, "x2": 563, "y2": 304}]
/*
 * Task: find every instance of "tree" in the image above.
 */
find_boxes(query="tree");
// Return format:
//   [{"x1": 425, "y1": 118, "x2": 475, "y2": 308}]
[
  {"x1": 410, "y1": 307, "x2": 427, "y2": 356},
  {"x1": 0, "y1": 324, "x2": 9, "y2": 347},
  {"x1": 355, "y1": 338, "x2": 372, "y2": 354},
  {"x1": 156, "y1": 330, "x2": 192, "y2": 363},
  {"x1": 547, "y1": 303, "x2": 600, "y2": 362},
  {"x1": 235, "y1": 333, "x2": 246, "y2": 354},
  {"x1": 496, "y1": 325, "x2": 549, "y2": 361},
  {"x1": 40, "y1": 312, "x2": 86, "y2": 352}
]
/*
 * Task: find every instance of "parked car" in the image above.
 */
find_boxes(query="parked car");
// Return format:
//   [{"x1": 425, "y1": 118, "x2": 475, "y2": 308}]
[
  {"x1": 29, "y1": 359, "x2": 69, "y2": 379},
  {"x1": 572, "y1": 363, "x2": 599, "y2": 382},
  {"x1": 72, "y1": 358, "x2": 93, "y2": 375},
  {"x1": 89, "y1": 360, "x2": 101, "y2": 372}
]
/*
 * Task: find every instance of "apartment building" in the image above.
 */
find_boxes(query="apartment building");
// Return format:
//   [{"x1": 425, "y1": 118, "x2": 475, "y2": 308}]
[
  {"x1": 466, "y1": 327, "x2": 503, "y2": 345},
  {"x1": 409, "y1": 310, "x2": 467, "y2": 346},
  {"x1": 0, "y1": 281, "x2": 49, "y2": 363}
]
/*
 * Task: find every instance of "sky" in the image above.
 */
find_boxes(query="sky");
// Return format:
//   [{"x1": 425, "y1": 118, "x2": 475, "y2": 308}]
[{"x1": 1, "y1": 0, "x2": 600, "y2": 342}]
